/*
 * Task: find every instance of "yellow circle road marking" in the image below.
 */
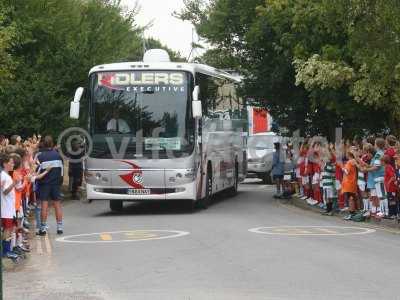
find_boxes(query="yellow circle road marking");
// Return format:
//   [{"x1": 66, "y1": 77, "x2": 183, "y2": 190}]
[
  {"x1": 100, "y1": 233, "x2": 113, "y2": 241},
  {"x1": 124, "y1": 231, "x2": 158, "y2": 239},
  {"x1": 249, "y1": 226, "x2": 376, "y2": 236},
  {"x1": 56, "y1": 230, "x2": 190, "y2": 244}
]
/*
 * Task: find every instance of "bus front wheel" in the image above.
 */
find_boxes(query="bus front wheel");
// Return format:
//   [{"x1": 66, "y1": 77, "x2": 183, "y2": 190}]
[
  {"x1": 227, "y1": 163, "x2": 238, "y2": 197},
  {"x1": 110, "y1": 200, "x2": 123, "y2": 212},
  {"x1": 198, "y1": 169, "x2": 212, "y2": 209}
]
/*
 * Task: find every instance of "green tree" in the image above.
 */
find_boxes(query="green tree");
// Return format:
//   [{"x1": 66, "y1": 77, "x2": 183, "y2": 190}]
[
  {"x1": 0, "y1": 1, "x2": 16, "y2": 89},
  {"x1": 179, "y1": 0, "x2": 393, "y2": 138},
  {"x1": 292, "y1": 0, "x2": 400, "y2": 134},
  {"x1": 145, "y1": 37, "x2": 186, "y2": 62},
  {"x1": 0, "y1": 0, "x2": 184, "y2": 137},
  {"x1": 0, "y1": 0, "x2": 143, "y2": 136}
]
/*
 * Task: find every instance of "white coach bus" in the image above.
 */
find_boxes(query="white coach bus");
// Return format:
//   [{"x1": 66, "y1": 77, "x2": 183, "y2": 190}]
[{"x1": 70, "y1": 49, "x2": 247, "y2": 211}]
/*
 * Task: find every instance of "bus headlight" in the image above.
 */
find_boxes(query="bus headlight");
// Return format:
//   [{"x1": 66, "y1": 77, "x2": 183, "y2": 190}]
[
  {"x1": 184, "y1": 170, "x2": 195, "y2": 179},
  {"x1": 167, "y1": 169, "x2": 195, "y2": 183},
  {"x1": 84, "y1": 170, "x2": 94, "y2": 180}
]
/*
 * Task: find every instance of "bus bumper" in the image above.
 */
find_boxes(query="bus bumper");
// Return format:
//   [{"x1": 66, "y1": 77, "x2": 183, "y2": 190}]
[{"x1": 86, "y1": 182, "x2": 197, "y2": 201}]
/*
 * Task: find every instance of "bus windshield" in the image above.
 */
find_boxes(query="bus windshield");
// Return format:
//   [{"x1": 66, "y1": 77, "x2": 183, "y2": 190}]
[{"x1": 89, "y1": 71, "x2": 195, "y2": 159}]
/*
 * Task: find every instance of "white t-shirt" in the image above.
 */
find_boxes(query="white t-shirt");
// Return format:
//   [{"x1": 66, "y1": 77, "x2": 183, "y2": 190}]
[
  {"x1": 0, "y1": 170, "x2": 16, "y2": 219},
  {"x1": 106, "y1": 118, "x2": 131, "y2": 133}
]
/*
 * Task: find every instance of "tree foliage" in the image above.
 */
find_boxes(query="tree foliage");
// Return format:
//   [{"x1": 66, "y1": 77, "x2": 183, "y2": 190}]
[
  {"x1": 179, "y1": 0, "x2": 399, "y2": 137},
  {"x1": 0, "y1": 1, "x2": 16, "y2": 88},
  {"x1": 0, "y1": 0, "x2": 182, "y2": 137}
]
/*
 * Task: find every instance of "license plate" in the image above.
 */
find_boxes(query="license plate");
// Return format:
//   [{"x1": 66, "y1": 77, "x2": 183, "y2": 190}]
[{"x1": 127, "y1": 189, "x2": 151, "y2": 195}]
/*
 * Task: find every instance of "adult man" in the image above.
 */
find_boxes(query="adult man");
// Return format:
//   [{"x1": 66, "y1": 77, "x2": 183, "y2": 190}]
[
  {"x1": 106, "y1": 110, "x2": 131, "y2": 133},
  {"x1": 68, "y1": 140, "x2": 83, "y2": 200},
  {"x1": 271, "y1": 142, "x2": 285, "y2": 198},
  {"x1": 36, "y1": 135, "x2": 64, "y2": 235}
]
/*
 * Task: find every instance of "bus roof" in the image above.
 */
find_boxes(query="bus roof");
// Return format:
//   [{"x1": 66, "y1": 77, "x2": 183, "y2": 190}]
[{"x1": 89, "y1": 62, "x2": 242, "y2": 83}]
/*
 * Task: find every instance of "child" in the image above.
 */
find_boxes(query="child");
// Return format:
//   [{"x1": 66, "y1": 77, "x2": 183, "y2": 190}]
[
  {"x1": 395, "y1": 155, "x2": 400, "y2": 220},
  {"x1": 335, "y1": 156, "x2": 345, "y2": 210},
  {"x1": 370, "y1": 138, "x2": 386, "y2": 218},
  {"x1": 341, "y1": 151, "x2": 358, "y2": 220},
  {"x1": 295, "y1": 151, "x2": 304, "y2": 197},
  {"x1": 321, "y1": 145, "x2": 336, "y2": 215},
  {"x1": 17, "y1": 146, "x2": 33, "y2": 227},
  {"x1": 0, "y1": 154, "x2": 19, "y2": 260},
  {"x1": 385, "y1": 135, "x2": 397, "y2": 166},
  {"x1": 305, "y1": 143, "x2": 318, "y2": 205},
  {"x1": 382, "y1": 155, "x2": 396, "y2": 218},
  {"x1": 354, "y1": 143, "x2": 374, "y2": 216},
  {"x1": 10, "y1": 153, "x2": 30, "y2": 253},
  {"x1": 299, "y1": 142, "x2": 309, "y2": 200},
  {"x1": 358, "y1": 139, "x2": 383, "y2": 217},
  {"x1": 311, "y1": 150, "x2": 322, "y2": 206}
]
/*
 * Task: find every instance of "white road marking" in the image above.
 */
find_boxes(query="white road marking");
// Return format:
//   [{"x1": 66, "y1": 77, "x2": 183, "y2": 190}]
[
  {"x1": 314, "y1": 227, "x2": 340, "y2": 234},
  {"x1": 248, "y1": 226, "x2": 376, "y2": 236},
  {"x1": 44, "y1": 234, "x2": 52, "y2": 254},
  {"x1": 55, "y1": 230, "x2": 190, "y2": 244},
  {"x1": 36, "y1": 237, "x2": 43, "y2": 254}
]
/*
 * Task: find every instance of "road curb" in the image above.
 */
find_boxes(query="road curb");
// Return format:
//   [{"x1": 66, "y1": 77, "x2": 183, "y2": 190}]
[{"x1": 286, "y1": 196, "x2": 400, "y2": 231}]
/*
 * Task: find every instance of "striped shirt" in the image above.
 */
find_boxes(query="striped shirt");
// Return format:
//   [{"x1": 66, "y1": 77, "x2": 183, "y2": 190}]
[
  {"x1": 357, "y1": 170, "x2": 366, "y2": 187},
  {"x1": 37, "y1": 149, "x2": 63, "y2": 186},
  {"x1": 321, "y1": 162, "x2": 335, "y2": 188}
]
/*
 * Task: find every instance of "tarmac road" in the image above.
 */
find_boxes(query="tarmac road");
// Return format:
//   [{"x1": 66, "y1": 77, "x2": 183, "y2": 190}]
[{"x1": 4, "y1": 179, "x2": 400, "y2": 300}]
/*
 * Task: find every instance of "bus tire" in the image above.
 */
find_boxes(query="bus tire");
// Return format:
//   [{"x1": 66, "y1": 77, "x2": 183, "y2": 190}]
[
  {"x1": 261, "y1": 172, "x2": 272, "y2": 184},
  {"x1": 110, "y1": 200, "x2": 123, "y2": 212},
  {"x1": 186, "y1": 200, "x2": 196, "y2": 212},
  {"x1": 227, "y1": 162, "x2": 239, "y2": 197},
  {"x1": 198, "y1": 167, "x2": 212, "y2": 209}
]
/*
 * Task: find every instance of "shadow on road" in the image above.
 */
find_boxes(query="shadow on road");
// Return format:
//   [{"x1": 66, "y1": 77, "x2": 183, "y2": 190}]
[
  {"x1": 93, "y1": 190, "x2": 244, "y2": 217},
  {"x1": 241, "y1": 178, "x2": 265, "y2": 185}
]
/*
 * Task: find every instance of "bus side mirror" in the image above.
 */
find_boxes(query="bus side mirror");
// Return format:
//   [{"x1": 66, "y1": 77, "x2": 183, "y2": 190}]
[
  {"x1": 70, "y1": 87, "x2": 84, "y2": 119},
  {"x1": 193, "y1": 85, "x2": 200, "y2": 101},
  {"x1": 192, "y1": 85, "x2": 202, "y2": 118},
  {"x1": 192, "y1": 101, "x2": 202, "y2": 119}
]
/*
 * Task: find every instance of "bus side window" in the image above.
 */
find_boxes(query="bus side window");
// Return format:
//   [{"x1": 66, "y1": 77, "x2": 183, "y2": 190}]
[
  {"x1": 196, "y1": 72, "x2": 217, "y2": 117},
  {"x1": 195, "y1": 72, "x2": 245, "y2": 127}
]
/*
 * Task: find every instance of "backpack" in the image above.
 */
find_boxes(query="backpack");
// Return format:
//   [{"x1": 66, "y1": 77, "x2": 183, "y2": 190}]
[{"x1": 351, "y1": 211, "x2": 365, "y2": 222}]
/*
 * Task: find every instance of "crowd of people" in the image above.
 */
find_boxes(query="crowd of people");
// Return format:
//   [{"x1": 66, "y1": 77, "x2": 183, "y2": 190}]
[
  {"x1": 2, "y1": 130, "x2": 400, "y2": 262},
  {"x1": 272, "y1": 135, "x2": 400, "y2": 222},
  {"x1": 0, "y1": 134, "x2": 66, "y2": 262}
]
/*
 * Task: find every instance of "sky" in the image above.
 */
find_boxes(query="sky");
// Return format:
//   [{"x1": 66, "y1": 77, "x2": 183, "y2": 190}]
[{"x1": 121, "y1": 0, "x2": 203, "y2": 59}]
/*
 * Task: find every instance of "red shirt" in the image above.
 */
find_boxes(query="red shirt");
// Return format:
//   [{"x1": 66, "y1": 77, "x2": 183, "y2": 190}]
[
  {"x1": 299, "y1": 152, "x2": 306, "y2": 176},
  {"x1": 385, "y1": 147, "x2": 396, "y2": 158},
  {"x1": 335, "y1": 164, "x2": 343, "y2": 181},
  {"x1": 313, "y1": 163, "x2": 321, "y2": 174},
  {"x1": 385, "y1": 147, "x2": 396, "y2": 167},
  {"x1": 306, "y1": 161, "x2": 314, "y2": 176},
  {"x1": 384, "y1": 164, "x2": 397, "y2": 193}
]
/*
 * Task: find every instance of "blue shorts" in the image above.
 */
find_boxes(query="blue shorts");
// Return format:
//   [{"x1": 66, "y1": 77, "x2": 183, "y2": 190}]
[{"x1": 37, "y1": 185, "x2": 61, "y2": 201}]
